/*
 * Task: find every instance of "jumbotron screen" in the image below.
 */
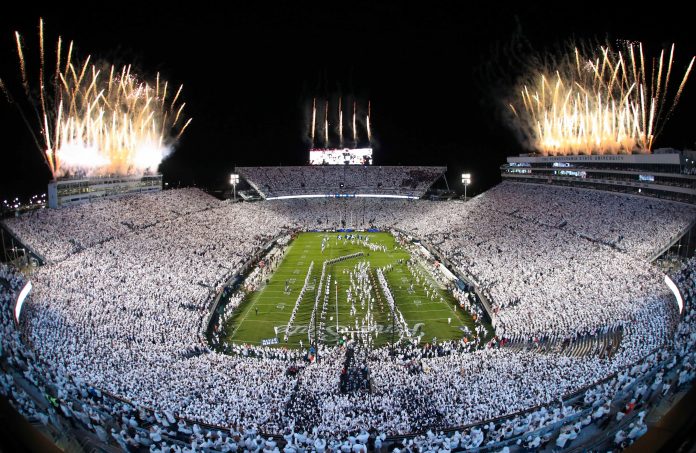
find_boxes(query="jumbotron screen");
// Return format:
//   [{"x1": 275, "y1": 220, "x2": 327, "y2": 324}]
[{"x1": 309, "y1": 148, "x2": 372, "y2": 165}]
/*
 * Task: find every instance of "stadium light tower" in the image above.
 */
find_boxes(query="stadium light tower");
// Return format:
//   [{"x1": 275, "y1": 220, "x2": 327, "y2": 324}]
[
  {"x1": 461, "y1": 173, "x2": 471, "y2": 201},
  {"x1": 230, "y1": 173, "x2": 240, "y2": 201}
]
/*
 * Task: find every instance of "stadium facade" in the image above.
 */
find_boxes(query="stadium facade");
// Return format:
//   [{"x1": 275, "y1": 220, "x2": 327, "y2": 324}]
[
  {"x1": 47, "y1": 174, "x2": 163, "y2": 208},
  {"x1": 237, "y1": 165, "x2": 447, "y2": 200},
  {"x1": 501, "y1": 149, "x2": 696, "y2": 203}
]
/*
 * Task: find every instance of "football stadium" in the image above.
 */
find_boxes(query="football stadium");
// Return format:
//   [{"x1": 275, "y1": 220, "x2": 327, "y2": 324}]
[{"x1": 2, "y1": 6, "x2": 696, "y2": 453}]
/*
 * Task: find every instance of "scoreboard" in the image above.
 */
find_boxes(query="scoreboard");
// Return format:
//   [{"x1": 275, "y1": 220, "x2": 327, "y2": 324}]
[{"x1": 309, "y1": 148, "x2": 372, "y2": 165}]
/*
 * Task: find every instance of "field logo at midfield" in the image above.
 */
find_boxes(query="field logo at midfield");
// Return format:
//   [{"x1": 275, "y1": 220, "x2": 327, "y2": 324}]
[{"x1": 275, "y1": 322, "x2": 426, "y2": 342}]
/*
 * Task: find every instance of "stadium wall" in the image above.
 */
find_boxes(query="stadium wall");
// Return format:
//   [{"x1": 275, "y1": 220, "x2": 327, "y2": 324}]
[
  {"x1": 503, "y1": 173, "x2": 696, "y2": 197},
  {"x1": 0, "y1": 223, "x2": 45, "y2": 266},
  {"x1": 48, "y1": 174, "x2": 163, "y2": 208}
]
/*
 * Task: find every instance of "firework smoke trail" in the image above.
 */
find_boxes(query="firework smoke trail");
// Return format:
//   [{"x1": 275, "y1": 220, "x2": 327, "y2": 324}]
[
  {"x1": 1, "y1": 76, "x2": 47, "y2": 164},
  {"x1": 338, "y1": 97, "x2": 343, "y2": 147},
  {"x1": 311, "y1": 97, "x2": 316, "y2": 147},
  {"x1": 324, "y1": 100, "x2": 329, "y2": 146},
  {"x1": 366, "y1": 100, "x2": 371, "y2": 142},
  {"x1": 0, "y1": 79, "x2": 9, "y2": 102},
  {"x1": 5, "y1": 19, "x2": 191, "y2": 178},
  {"x1": 510, "y1": 42, "x2": 694, "y2": 155},
  {"x1": 353, "y1": 100, "x2": 357, "y2": 143}
]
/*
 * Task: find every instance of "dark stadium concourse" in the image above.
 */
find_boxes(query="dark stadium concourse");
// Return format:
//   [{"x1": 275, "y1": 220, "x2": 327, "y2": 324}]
[{"x1": 2, "y1": 2, "x2": 696, "y2": 452}]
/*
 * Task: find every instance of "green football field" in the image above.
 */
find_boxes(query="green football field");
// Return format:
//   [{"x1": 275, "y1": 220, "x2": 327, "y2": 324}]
[{"x1": 220, "y1": 232, "x2": 486, "y2": 349}]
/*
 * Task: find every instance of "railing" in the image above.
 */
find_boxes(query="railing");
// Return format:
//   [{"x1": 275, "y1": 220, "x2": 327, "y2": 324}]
[
  {"x1": 649, "y1": 218, "x2": 696, "y2": 262},
  {"x1": 0, "y1": 223, "x2": 46, "y2": 265}
]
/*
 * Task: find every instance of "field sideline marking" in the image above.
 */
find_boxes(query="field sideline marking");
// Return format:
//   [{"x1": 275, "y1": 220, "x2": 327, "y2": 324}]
[
  {"x1": 226, "y1": 232, "x2": 472, "y2": 345},
  {"x1": 227, "y1": 240, "x2": 302, "y2": 340}
]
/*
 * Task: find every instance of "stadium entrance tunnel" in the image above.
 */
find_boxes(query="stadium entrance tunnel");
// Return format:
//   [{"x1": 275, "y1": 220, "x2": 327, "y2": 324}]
[{"x1": 339, "y1": 344, "x2": 372, "y2": 394}]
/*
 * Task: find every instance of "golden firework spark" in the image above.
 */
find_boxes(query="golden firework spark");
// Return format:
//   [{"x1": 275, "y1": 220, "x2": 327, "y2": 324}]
[
  {"x1": 14, "y1": 32, "x2": 29, "y2": 95},
  {"x1": 6, "y1": 19, "x2": 191, "y2": 178},
  {"x1": 353, "y1": 100, "x2": 357, "y2": 142},
  {"x1": 510, "y1": 42, "x2": 694, "y2": 155},
  {"x1": 311, "y1": 97, "x2": 316, "y2": 146},
  {"x1": 324, "y1": 100, "x2": 329, "y2": 146},
  {"x1": 366, "y1": 100, "x2": 371, "y2": 142},
  {"x1": 338, "y1": 96, "x2": 343, "y2": 146}
]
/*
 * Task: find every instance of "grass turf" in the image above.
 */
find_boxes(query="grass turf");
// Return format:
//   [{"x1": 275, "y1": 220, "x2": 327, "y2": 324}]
[{"x1": 221, "y1": 232, "x2": 484, "y2": 348}]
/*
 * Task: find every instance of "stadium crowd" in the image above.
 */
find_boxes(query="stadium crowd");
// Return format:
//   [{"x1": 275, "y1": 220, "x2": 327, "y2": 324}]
[
  {"x1": 482, "y1": 182, "x2": 696, "y2": 259},
  {"x1": 390, "y1": 183, "x2": 690, "y2": 345},
  {"x1": 1, "y1": 180, "x2": 695, "y2": 451},
  {"x1": 237, "y1": 166, "x2": 446, "y2": 198},
  {"x1": 3, "y1": 188, "x2": 221, "y2": 263}
]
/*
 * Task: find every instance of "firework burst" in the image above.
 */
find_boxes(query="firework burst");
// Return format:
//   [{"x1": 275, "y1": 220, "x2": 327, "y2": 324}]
[
  {"x1": 4, "y1": 19, "x2": 191, "y2": 178},
  {"x1": 306, "y1": 97, "x2": 371, "y2": 148},
  {"x1": 509, "y1": 42, "x2": 694, "y2": 155}
]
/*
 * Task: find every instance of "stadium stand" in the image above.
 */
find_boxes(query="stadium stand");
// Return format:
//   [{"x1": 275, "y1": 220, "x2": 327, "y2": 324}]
[
  {"x1": 1, "y1": 181, "x2": 696, "y2": 451},
  {"x1": 2, "y1": 189, "x2": 221, "y2": 263},
  {"x1": 237, "y1": 166, "x2": 446, "y2": 198}
]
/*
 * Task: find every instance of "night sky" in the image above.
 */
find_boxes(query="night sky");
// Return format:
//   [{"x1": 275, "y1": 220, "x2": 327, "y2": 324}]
[{"x1": 1, "y1": 3, "x2": 695, "y2": 201}]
